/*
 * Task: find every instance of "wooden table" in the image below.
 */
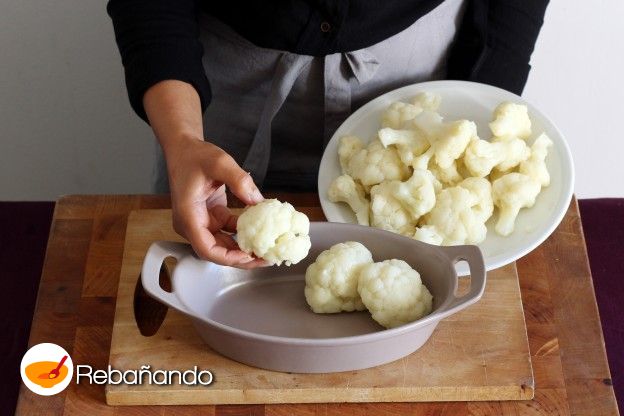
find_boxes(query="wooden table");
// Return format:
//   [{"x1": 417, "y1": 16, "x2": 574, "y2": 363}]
[{"x1": 15, "y1": 194, "x2": 619, "y2": 416}]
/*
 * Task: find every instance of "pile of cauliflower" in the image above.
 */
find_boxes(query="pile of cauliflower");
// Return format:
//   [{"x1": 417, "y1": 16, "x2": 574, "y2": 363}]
[
  {"x1": 304, "y1": 241, "x2": 433, "y2": 329},
  {"x1": 237, "y1": 199, "x2": 311, "y2": 266},
  {"x1": 329, "y1": 93, "x2": 554, "y2": 244}
]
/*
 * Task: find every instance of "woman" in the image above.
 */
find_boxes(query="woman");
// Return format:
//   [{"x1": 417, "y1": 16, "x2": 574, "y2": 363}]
[{"x1": 107, "y1": 0, "x2": 548, "y2": 268}]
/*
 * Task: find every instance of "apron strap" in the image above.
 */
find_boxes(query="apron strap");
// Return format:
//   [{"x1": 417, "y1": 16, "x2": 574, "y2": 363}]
[
  {"x1": 243, "y1": 53, "x2": 313, "y2": 186},
  {"x1": 244, "y1": 49, "x2": 380, "y2": 187},
  {"x1": 324, "y1": 50, "x2": 380, "y2": 145}
]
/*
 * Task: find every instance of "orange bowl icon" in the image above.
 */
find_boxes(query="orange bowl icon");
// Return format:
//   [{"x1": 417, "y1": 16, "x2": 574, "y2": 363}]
[{"x1": 25, "y1": 360, "x2": 69, "y2": 388}]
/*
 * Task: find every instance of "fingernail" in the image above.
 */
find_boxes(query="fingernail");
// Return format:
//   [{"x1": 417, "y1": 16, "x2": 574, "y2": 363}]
[{"x1": 248, "y1": 189, "x2": 264, "y2": 204}]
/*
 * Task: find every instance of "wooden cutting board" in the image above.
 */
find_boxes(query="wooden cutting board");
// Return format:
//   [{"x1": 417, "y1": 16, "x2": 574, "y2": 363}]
[{"x1": 106, "y1": 208, "x2": 534, "y2": 405}]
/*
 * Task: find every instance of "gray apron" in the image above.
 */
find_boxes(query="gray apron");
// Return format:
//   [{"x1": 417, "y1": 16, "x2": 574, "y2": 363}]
[{"x1": 154, "y1": 0, "x2": 465, "y2": 193}]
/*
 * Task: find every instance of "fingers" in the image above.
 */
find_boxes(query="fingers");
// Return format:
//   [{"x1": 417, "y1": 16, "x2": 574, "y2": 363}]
[
  {"x1": 213, "y1": 233, "x2": 269, "y2": 269},
  {"x1": 213, "y1": 232, "x2": 239, "y2": 250},
  {"x1": 205, "y1": 184, "x2": 227, "y2": 209},
  {"x1": 235, "y1": 258, "x2": 270, "y2": 270},
  {"x1": 165, "y1": 141, "x2": 267, "y2": 269},
  {"x1": 189, "y1": 231, "x2": 253, "y2": 266},
  {"x1": 213, "y1": 232, "x2": 270, "y2": 269},
  {"x1": 208, "y1": 153, "x2": 264, "y2": 205},
  {"x1": 210, "y1": 205, "x2": 238, "y2": 233},
  {"x1": 174, "y1": 203, "x2": 252, "y2": 267},
  {"x1": 174, "y1": 203, "x2": 269, "y2": 269},
  {"x1": 192, "y1": 230, "x2": 268, "y2": 269}
]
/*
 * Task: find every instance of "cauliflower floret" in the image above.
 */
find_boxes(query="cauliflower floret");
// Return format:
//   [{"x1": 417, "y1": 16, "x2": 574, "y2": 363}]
[
  {"x1": 491, "y1": 173, "x2": 542, "y2": 236},
  {"x1": 386, "y1": 169, "x2": 438, "y2": 219},
  {"x1": 411, "y1": 92, "x2": 441, "y2": 112},
  {"x1": 347, "y1": 139, "x2": 410, "y2": 186},
  {"x1": 331, "y1": 95, "x2": 550, "y2": 244},
  {"x1": 422, "y1": 186, "x2": 487, "y2": 245},
  {"x1": 304, "y1": 242, "x2": 373, "y2": 313},
  {"x1": 411, "y1": 146, "x2": 434, "y2": 170},
  {"x1": 459, "y1": 177, "x2": 494, "y2": 223},
  {"x1": 413, "y1": 225, "x2": 444, "y2": 245},
  {"x1": 488, "y1": 167, "x2": 512, "y2": 183},
  {"x1": 378, "y1": 127, "x2": 430, "y2": 167},
  {"x1": 381, "y1": 102, "x2": 422, "y2": 129},
  {"x1": 409, "y1": 108, "x2": 444, "y2": 137},
  {"x1": 380, "y1": 93, "x2": 442, "y2": 129},
  {"x1": 357, "y1": 259, "x2": 433, "y2": 328},
  {"x1": 519, "y1": 133, "x2": 553, "y2": 187},
  {"x1": 369, "y1": 169, "x2": 437, "y2": 233},
  {"x1": 435, "y1": 121, "x2": 477, "y2": 166},
  {"x1": 429, "y1": 159, "x2": 463, "y2": 186},
  {"x1": 412, "y1": 111, "x2": 476, "y2": 169},
  {"x1": 338, "y1": 135, "x2": 364, "y2": 173},
  {"x1": 492, "y1": 135, "x2": 531, "y2": 171},
  {"x1": 464, "y1": 138, "x2": 506, "y2": 178},
  {"x1": 237, "y1": 199, "x2": 311, "y2": 266},
  {"x1": 489, "y1": 102, "x2": 532, "y2": 139},
  {"x1": 456, "y1": 157, "x2": 472, "y2": 179},
  {"x1": 369, "y1": 183, "x2": 416, "y2": 236},
  {"x1": 411, "y1": 145, "x2": 472, "y2": 180},
  {"x1": 466, "y1": 135, "x2": 530, "y2": 178},
  {"x1": 328, "y1": 174, "x2": 370, "y2": 226}
]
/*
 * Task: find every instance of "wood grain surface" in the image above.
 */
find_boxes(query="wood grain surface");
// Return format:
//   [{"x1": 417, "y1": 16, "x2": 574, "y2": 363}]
[
  {"x1": 105, "y1": 208, "x2": 533, "y2": 405},
  {"x1": 13, "y1": 194, "x2": 619, "y2": 416}
]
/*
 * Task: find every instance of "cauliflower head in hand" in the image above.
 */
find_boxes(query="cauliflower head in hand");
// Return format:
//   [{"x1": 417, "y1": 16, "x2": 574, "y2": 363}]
[
  {"x1": 519, "y1": 133, "x2": 553, "y2": 187},
  {"x1": 328, "y1": 174, "x2": 370, "y2": 226},
  {"x1": 492, "y1": 173, "x2": 541, "y2": 236},
  {"x1": 489, "y1": 102, "x2": 532, "y2": 139},
  {"x1": 347, "y1": 139, "x2": 410, "y2": 186},
  {"x1": 357, "y1": 259, "x2": 433, "y2": 328},
  {"x1": 237, "y1": 199, "x2": 311, "y2": 266},
  {"x1": 304, "y1": 242, "x2": 373, "y2": 313}
]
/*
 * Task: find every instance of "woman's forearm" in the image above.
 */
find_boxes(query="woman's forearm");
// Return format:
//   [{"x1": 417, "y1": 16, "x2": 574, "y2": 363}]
[{"x1": 143, "y1": 80, "x2": 205, "y2": 153}]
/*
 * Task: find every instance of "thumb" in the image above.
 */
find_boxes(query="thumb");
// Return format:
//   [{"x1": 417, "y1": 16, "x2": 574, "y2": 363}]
[{"x1": 210, "y1": 155, "x2": 264, "y2": 205}]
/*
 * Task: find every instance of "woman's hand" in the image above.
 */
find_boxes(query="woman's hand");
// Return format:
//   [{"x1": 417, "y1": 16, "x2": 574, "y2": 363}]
[
  {"x1": 164, "y1": 136, "x2": 266, "y2": 268},
  {"x1": 143, "y1": 80, "x2": 266, "y2": 268}
]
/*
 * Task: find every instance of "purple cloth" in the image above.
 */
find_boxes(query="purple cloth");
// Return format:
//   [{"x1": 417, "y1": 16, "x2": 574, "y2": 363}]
[
  {"x1": 579, "y1": 198, "x2": 624, "y2": 412},
  {"x1": 0, "y1": 202, "x2": 54, "y2": 416}
]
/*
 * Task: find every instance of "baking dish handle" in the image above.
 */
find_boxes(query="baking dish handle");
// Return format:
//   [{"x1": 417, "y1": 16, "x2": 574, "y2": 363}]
[
  {"x1": 438, "y1": 244, "x2": 487, "y2": 317},
  {"x1": 141, "y1": 241, "x2": 194, "y2": 316}
]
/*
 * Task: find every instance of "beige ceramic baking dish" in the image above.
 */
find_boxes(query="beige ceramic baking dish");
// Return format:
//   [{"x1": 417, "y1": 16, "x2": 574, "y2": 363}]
[{"x1": 142, "y1": 222, "x2": 486, "y2": 373}]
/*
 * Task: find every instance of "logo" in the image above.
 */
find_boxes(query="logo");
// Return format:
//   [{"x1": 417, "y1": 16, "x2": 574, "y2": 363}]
[{"x1": 21, "y1": 343, "x2": 74, "y2": 396}]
